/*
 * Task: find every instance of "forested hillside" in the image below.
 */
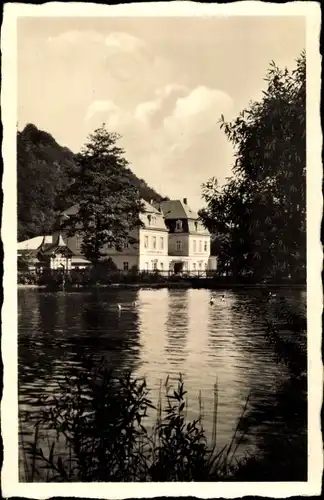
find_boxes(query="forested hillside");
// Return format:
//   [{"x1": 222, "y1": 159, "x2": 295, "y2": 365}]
[{"x1": 17, "y1": 124, "x2": 167, "y2": 241}]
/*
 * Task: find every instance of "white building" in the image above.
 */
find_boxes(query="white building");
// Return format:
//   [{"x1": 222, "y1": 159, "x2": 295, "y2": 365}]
[
  {"x1": 18, "y1": 235, "x2": 52, "y2": 270},
  {"x1": 54, "y1": 199, "x2": 170, "y2": 272},
  {"x1": 18, "y1": 198, "x2": 214, "y2": 273},
  {"x1": 153, "y1": 198, "x2": 211, "y2": 273}
]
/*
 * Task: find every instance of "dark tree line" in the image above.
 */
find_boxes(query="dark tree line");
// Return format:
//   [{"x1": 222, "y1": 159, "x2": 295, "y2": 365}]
[
  {"x1": 17, "y1": 124, "x2": 167, "y2": 243},
  {"x1": 17, "y1": 124, "x2": 77, "y2": 241},
  {"x1": 200, "y1": 52, "x2": 306, "y2": 282}
]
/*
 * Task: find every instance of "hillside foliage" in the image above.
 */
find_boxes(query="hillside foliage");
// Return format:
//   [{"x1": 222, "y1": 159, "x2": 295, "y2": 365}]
[{"x1": 17, "y1": 124, "x2": 167, "y2": 242}]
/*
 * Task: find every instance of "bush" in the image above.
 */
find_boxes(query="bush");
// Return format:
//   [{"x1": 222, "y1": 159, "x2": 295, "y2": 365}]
[
  {"x1": 20, "y1": 363, "x2": 249, "y2": 482},
  {"x1": 18, "y1": 271, "x2": 40, "y2": 285}
]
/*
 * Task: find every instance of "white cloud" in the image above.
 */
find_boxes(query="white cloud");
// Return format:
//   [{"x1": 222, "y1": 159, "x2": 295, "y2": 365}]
[
  {"x1": 85, "y1": 100, "x2": 119, "y2": 122},
  {"x1": 174, "y1": 86, "x2": 232, "y2": 117},
  {"x1": 163, "y1": 86, "x2": 233, "y2": 142},
  {"x1": 156, "y1": 83, "x2": 189, "y2": 99},
  {"x1": 83, "y1": 81, "x2": 234, "y2": 209},
  {"x1": 46, "y1": 30, "x2": 104, "y2": 53},
  {"x1": 134, "y1": 100, "x2": 160, "y2": 123},
  {"x1": 104, "y1": 32, "x2": 146, "y2": 52},
  {"x1": 19, "y1": 27, "x2": 236, "y2": 209},
  {"x1": 133, "y1": 83, "x2": 189, "y2": 128}
]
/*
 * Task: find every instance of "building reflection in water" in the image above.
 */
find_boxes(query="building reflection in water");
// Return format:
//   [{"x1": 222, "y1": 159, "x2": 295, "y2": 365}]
[
  {"x1": 134, "y1": 288, "x2": 190, "y2": 418},
  {"x1": 18, "y1": 286, "x2": 305, "y2": 478},
  {"x1": 185, "y1": 289, "x2": 248, "y2": 449},
  {"x1": 136, "y1": 288, "x2": 169, "y2": 375},
  {"x1": 164, "y1": 289, "x2": 189, "y2": 368}
]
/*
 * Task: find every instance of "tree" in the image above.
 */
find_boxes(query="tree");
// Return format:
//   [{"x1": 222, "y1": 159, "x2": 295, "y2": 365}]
[
  {"x1": 200, "y1": 51, "x2": 306, "y2": 281},
  {"x1": 17, "y1": 124, "x2": 166, "y2": 242},
  {"x1": 17, "y1": 124, "x2": 78, "y2": 241},
  {"x1": 63, "y1": 124, "x2": 145, "y2": 265},
  {"x1": 18, "y1": 250, "x2": 34, "y2": 271}
]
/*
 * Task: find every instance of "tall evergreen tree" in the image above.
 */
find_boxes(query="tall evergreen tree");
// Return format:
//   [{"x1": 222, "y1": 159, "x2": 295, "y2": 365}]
[{"x1": 63, "y1": 124, "x2": 145, "y2": 265}]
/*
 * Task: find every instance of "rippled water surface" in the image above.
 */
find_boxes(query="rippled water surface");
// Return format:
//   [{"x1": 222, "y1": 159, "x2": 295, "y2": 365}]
[{"x1": 18, "y1": 287, "x2": 306, "y2": 478}]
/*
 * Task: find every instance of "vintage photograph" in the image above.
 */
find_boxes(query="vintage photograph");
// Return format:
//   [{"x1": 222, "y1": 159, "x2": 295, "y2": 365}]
[{"x1": 1, "y1": 1, "x2": 322, "y2": 496}]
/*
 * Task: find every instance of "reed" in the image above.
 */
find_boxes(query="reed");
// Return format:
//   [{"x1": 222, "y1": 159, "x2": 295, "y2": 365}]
[
  {"x1": 19, "y1": 298, "x2": 307, "y2": 482},
  {"x1": 20, "y1": 368, "x2": 249, "y2": 482}
]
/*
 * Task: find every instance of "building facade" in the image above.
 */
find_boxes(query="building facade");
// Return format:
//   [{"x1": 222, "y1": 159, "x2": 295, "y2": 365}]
[
  {"x1": 18, "y1": 198, "x2": 214, "y2": 273},
  {"x1": 54, "y1": 199, "x2": 170, "y2": 272},
  {"x1": 153, "y1": 198, "x2": 211, "y2": 273}
]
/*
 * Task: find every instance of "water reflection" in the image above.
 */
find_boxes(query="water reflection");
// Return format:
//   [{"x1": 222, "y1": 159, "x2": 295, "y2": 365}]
[
  {"x1": 18, "y1": 287, "x2": 306, "y2": 474},
  {"x1": 165, "y1": 290, "x2": 189, "y2": 366},
  {"x1": 19, "y1": 290, "x2": 142, "y2": 416}
]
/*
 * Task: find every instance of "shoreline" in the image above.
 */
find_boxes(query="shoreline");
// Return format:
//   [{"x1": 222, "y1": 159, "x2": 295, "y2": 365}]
[{"x1": 18, "y1": 282, "x2": 306, "y2": 290}]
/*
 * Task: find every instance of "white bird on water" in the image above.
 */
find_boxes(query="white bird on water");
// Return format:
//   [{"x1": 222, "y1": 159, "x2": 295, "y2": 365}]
[{"x1": 117, "y1": 304, "x2": 122, "y2": 313}]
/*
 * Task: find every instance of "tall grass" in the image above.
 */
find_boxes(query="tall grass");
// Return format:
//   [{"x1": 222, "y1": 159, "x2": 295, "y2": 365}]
[{"x1": 20, "y1": 365, "x2": 249, "y2": 482}]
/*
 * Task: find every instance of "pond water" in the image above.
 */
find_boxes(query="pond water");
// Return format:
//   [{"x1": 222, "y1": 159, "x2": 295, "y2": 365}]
[{"x1": 18, "y1": 287, "x2": 306, "y2": 480}]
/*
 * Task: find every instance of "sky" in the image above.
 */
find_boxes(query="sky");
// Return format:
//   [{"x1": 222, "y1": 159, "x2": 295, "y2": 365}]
[{"x1": 17, "y1": 15, "x2": 305, "y2": 210}]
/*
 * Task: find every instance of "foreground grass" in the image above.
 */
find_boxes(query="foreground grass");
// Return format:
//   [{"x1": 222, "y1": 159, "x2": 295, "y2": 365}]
[{"x1": 20, "y1": 368, "x2": 250, "y2": 482}]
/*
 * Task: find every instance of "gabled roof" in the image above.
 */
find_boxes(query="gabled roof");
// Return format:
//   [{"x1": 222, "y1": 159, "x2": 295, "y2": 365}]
[
  {"x1": 40, "y1": 233, "x2": 74, "y2": 256},
  {"x1": 141, "y1": 199, "x2": 161, "y2": 214},
  {"x1": 18, "y1": 235, "x2": 52, "y2": 251},
  {"x1": 61, "y1": 204, "x2": 79, "y2": 217},
  {"x1": 157, "y1": 200, "x2": 199, "y2": 220},
  {"x1": 61, "y1": 199, "x2": 160, "y2": 217}
]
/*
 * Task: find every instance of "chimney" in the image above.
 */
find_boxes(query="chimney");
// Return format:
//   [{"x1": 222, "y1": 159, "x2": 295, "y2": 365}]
[{"x1": 183, "y1": 198, "x2": 187, "y2": 205}]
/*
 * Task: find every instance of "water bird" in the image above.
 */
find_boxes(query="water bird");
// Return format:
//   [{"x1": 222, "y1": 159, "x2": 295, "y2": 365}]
[
  {"x1": 117, "y1": 304, "x2": 122, "y2": 313},
  {"x1": 268, "y1": 292, "x2": 277, "y2": 299}
]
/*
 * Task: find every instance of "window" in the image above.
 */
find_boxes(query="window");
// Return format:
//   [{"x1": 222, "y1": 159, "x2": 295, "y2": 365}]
[
  {"x1": 160, "y1": 262, "x2": 164, "y2": 270},
  {"x1": 160, "y1": 237, "x2": 164, "y2": 250},
  {"x1": 193, "y1": 263, "x2": 196, "y2": 270},
  {"x1": 204, "y1": 241, "x2": 208, "y2": 252},
  {"x1": 199, "y1": 240, "x2": 202, "y2": 252},
  {"x1": 123, "y1": 262, "x2": 129, "y2": 271},
  {"x1": 147, "y1": 215, "x2": 151, "y2": 225},
  {"x1": 205, "y1": 263, "x2": 208, "y2": 269},
  {"x1": 198, "y1": 262, "x2": 202, "y2": 269},
  {"x1": 193, "y1": 240, "x2": 196, "y2": 252},
  {"x1": 153, "y1": 236, "x2": 157, "y2": 249},
  {"x1": 144, "y1": 236, "x2": 148, "y2": 248},
  {"x1": 152, "y1": 261, "x2": 157, "y2": 270},
  {"x1": 176, "y1": 240, "x2": 181, "y2": 251},
  {"x1": 175, "y1": 220, "x2": 183, "y2": 232},
  {"x1": 76, "y1": 235, "x2": 82, "y2": 250},
  {"x1": 194, "y1": 222, "x2": 198, "y2": 231}
]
